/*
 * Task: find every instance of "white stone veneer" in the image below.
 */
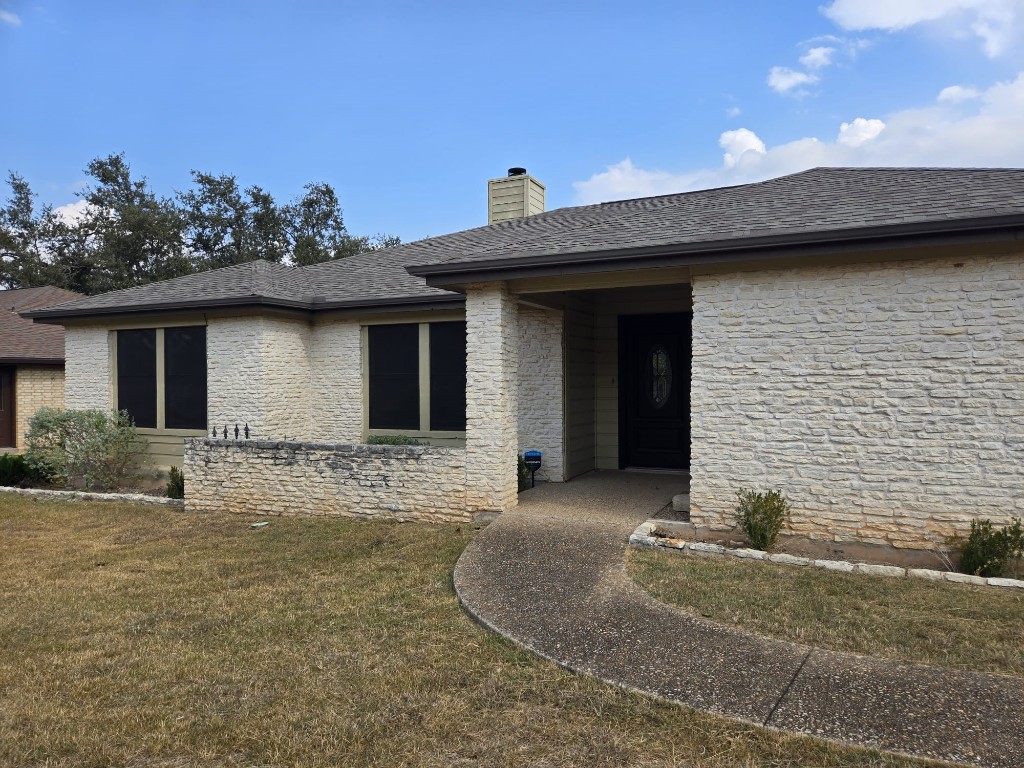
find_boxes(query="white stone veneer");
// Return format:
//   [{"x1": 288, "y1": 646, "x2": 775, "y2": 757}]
[
  {"x1": 207, "y1": 316, "x2": 313, "y2": 440},
  {"x1": 517, "y1": 304, "x2": 565, "y2": 482},
  {"x1": 690, "y1": 252, "x2": 1024, "y2": 549},
  {"x1": 465, "y1": 283, "x2": 519, "y2": 512},
  {"x1": 309, "y1": 319, "x2": 362, "y2": 442},
  {"x1": 63, "y1": 326, "x2": 111, "y2": 411}
]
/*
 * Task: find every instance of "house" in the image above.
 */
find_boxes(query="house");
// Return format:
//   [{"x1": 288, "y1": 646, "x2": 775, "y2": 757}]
[
  {"x1": 0, "y1": 286, "x2": 83, "y2": 451},
  {"x1": 24, "y1": 168, "x2": 1024, "y2": 549}
]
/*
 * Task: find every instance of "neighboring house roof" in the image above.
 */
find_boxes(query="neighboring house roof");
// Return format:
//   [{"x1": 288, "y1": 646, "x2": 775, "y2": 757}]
[
  {"x1": 0, "y1": 286, "x2": 84, "y2": 363},
  {"x1": 25, "y1": 167, "x2": 1024, "y2": 322}
]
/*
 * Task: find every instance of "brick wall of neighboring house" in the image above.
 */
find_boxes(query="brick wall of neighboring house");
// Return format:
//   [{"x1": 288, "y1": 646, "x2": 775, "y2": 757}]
[
  {"x1": 185, "y1": 439, "x2": 469, "y2": 522},
  {"x1": 690, "y1": 251, "x2": 1024, "y2": 550},
  {"x1": 14, "y1": 366, "x2": 65, "y2": 450},
  {"x1": 207, "y1": 316, "x2": 313, "y2": 441},
  {"x1": 517, "y1": 304, "x2": 565, "y2": 482},
  {"x1": 309, "y1": 319, "x2": 362, "y2": 443},
  {"x1": 63, "y1": 326, "x2": 112, "y2": 411}
]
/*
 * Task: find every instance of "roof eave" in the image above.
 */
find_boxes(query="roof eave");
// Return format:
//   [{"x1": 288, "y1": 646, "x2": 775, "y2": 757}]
[
  {"x1": 406, "y1": 214, "x2": 1024, "y2": 285},
  {"x1": 23, "y1": 292, "x2": 465, "y2": 324},
  {"x1": 0, "y1": 357, "x2": 65, "y2": 366}
]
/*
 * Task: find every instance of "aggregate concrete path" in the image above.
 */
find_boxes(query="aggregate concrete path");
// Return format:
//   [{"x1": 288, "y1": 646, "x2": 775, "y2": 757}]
[{"x1": 454, "y1": 471, "x2": 1024, "y2": 768}]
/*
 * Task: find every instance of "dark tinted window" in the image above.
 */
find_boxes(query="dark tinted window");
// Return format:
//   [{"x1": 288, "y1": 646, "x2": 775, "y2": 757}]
[
  {"x1": 117, "y1": 329, "x2": 157, "y2": 428},
  {"x1": 429, "y1": 322, "x2": 466, "y2": 431},
  {"x1": 165, "y1": 327, "x2": 207, "y2": 430},
  {"x1": 368, "y1": 324, "x2": 419, "y2": 430}
]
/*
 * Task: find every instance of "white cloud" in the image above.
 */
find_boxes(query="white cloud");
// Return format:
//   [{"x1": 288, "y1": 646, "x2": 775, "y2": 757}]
[
  {"x1": 800, "y1": 46, "x2": 836, "y2": 69},
  {"x1": 726, "y1": 106, "x2": 742, "y2": 118},
  {"x1": 573, "y1": 72, "x2": 1024, "y2": 204},
  {"x1": 720, "y1": 128, "x2": 767, "y2": 167},
  {"x1": 53, "y1": 200, "x2": 92, "y2": 225},
  {"x1": 837, "y1": 117, "x2": 886, "y2": 146},
  {"x1": 823, "y1": 0, "x2": 1024, "y2": 57},
  {"x1": 0, "y1": 9, "x2": 21, "y2": 26},
  {"x1": 767, "y1": 66, "x2": 819, "y2": 95},
  {"x1": 938, "y1": 84, "x2": 982, "y2": 101}
]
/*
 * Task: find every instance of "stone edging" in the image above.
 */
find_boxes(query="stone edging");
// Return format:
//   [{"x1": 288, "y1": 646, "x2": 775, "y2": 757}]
[
  {"x1": 0, "y1": 485, "x2": 184, "y2": 508},
  {"x1": 629, "y1": 521, "x2": 1024, "y2": 591}
]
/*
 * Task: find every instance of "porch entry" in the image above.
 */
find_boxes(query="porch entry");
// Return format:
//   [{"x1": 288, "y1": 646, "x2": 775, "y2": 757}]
[
  {"x1": 618, "y1": 313, "x2": 691, "y2": 470},
  {"x1": 0, "y1": 367, "x2": 13, "y2": 448}
]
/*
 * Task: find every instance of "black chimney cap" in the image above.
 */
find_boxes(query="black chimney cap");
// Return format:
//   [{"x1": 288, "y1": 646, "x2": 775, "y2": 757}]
[{"x1": 507, "y1": 167, "x2": 527, "y2": 177}]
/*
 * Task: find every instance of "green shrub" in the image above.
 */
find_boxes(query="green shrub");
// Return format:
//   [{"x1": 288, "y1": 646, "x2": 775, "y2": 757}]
[
  {"x1": 365, "y1": 434, "x2": 422, "y2": 446},
  {"x1": 166, "y1": 466, "x2": 185, "y2": 499},
  {"x1": 25, "y1": 408, "x2": 142, "y2": 491},
  {"x1": 955, "y1": 518, "x2": 1024, "y2": 578},
  {"x1": 736, "y1": 488, "x2": 790, "y2": 550},
  {"x1": 0, "y1": 453, "x2": 27, "y2": 486},
  {"x1": 517, "y1": 455, "x2": 529, "y2": 492}
]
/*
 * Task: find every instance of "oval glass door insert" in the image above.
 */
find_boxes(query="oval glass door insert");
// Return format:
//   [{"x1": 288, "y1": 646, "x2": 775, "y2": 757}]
[{"x1": 646, "y1": 344, "x2": 672, "y2": 409}]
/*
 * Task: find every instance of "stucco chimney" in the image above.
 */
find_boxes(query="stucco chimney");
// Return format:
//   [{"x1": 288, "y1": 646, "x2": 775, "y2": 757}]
[{"x1": 487, "y1": 167, "x2": 545, "y2": 224}]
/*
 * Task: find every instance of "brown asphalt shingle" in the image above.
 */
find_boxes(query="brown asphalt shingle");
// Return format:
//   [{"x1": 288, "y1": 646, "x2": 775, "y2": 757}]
[
  {"x1": 0, "y1": 286, "x2": 83, "y2": 362},
  {"x1": 24, "y1": 167, "x2": 1024, "y2": 320}
]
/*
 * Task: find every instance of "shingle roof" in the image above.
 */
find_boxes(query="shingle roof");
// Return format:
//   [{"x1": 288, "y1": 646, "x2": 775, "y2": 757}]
[
  {"x1": 25, "y1": 167, "x2": 1024, "y2": 320},
  {"x1": 0, "y1": 286, "x2": 83, "y2": 362}
]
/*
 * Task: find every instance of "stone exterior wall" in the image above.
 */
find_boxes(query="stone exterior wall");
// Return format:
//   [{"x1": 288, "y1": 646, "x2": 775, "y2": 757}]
[
  {"x1": 63, "y1": 326, "x2": 111, "y2": 411},
  {"x1": 207, "y1": 316, "x2": 313, "y2": 440},
  {"x1": 14, "y1": 366, "x2": 64, "y2": 449},
  {"x1": 309, "y1": 319, "x2": 362, "y2": 442},
  {"x1": 465, "y1": 283, "x2": 519, "y2": 513},
  {"x1": 690, "y1": 252, "x2": 1024, "y2": 549},
  {"x1": 185, "y1": 439, "x2": 469, "y2": 522},
  {"x1": 517, "y1": 304, "x2": 565, "y2": 482}
]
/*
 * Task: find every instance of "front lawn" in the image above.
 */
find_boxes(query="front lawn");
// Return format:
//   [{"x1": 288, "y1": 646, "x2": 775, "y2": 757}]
[
  {"x1": 629, "y1": 548, "x2": 1024, "y2": 677},
  {"x1": 0, "y1": 496, "x2": 932, "y2": 767}
]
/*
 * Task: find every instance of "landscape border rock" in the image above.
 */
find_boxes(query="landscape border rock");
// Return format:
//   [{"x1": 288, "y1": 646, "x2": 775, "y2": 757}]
[
  {"x1": 629, "y1": 521, "x2": 1024, "y2": 591},
  {"x1": 0, "y1": 485, "x2": 183, "y2": 507}
]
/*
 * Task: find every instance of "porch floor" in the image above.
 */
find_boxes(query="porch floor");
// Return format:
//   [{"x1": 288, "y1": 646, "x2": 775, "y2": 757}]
[{"x1": 515, "y1": 469, "x2": 686, "y2": 525}]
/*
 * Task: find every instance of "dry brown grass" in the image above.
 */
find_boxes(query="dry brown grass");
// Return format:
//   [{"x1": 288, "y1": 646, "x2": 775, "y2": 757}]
[
  {"x1": 0, "y1": 496, "x2": 935, "y2": 767},
  {"x1": 629, "y1": 548, "x2": 1024, "y2": 677}
]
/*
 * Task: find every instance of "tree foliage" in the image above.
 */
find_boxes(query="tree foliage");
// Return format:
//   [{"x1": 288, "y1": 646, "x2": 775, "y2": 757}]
[{"x1": 0, "y1": 154, "x2": 399, "y2": 293}]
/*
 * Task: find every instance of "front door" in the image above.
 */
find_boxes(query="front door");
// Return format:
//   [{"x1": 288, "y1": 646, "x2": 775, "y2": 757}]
[
  {"x1": 619, "y1": 313, "x2": 690, "y2": 470},
  {"x1": 0, "y1": 367, "x2": 14, "y2": 448}
]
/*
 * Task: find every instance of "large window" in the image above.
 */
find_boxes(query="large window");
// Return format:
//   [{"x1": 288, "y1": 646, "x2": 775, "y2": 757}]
[
  {"x1": 367, "y1": 321, "x2": 466, "y2": 434},
  {"x1": 116, "y1": 326, "x2": 207, "y2": 431}
]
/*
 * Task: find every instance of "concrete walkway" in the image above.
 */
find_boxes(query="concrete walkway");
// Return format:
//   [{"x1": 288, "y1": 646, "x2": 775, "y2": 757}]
[{"x1": 454, "y1": 471, "x2": 1024, "y2": 768}]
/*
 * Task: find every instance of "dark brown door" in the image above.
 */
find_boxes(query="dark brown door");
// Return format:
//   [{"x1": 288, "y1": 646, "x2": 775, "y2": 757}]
[
  {"x1": 619, "y1": 313, "x2": 691, "y2": 470},
  {"x1": 0, "y1": 367, "x2": 14, "y2": 448}
]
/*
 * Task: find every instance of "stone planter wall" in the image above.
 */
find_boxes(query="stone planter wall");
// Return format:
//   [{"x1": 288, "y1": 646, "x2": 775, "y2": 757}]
[{"x1": 184, "y1": 438, "x2": 468, "y2": 522}]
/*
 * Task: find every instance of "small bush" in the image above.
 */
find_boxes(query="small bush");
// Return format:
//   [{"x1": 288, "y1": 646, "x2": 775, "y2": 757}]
[
  {"x1": 955, "y1": 518, "x2": 1024, "y2": 578},
  {"x1": 25, "y1": 408, "x2": 142, "y2": 491},
  {"x1": 736, "y1": 488, "x2": 790, "y2": 550},
  {"x1": 166, "y1": 466, "x2": 185, "y2": 499},
  {"x1": 0, "y1": 453, "x2": 27, "y2": 486},
  {"x1": 517, "y1": 455, "x2": 529, "y2": 492},
  {"x1": 365, "y1": 434, "x2": 422, "y2": 446}
]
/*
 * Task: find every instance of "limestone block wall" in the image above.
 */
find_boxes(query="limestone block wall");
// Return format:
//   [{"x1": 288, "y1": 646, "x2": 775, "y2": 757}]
[
  {"x1": 14, "y1": 366, "x2": 64, "y2": 449},
  {"x1": 309, "y1": 319, "x2": 362, "y2": 442},
  {"x1": 690, "y1": 252, "x2": 1024, "y2": 550},
  {"x1": 63, "y1": 326, "x2": 111, "y2": 411},
  {"x1": 207, "y1": 316, "x2": 313, "y2": 440},
  {"x1": 185, "y1": 439, "x2": 469, "y2": 522},
  {"x1": 517, "y1": 304, "x2": 565, "y2": 482},
  {"x1": 465, "y1": 283, "x2": 519, "y2": 513}
]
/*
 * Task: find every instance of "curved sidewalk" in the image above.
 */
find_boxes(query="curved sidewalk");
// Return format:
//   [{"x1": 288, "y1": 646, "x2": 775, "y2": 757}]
[{"x1": 454, "y1": 475, "x2": 1024, "y2": 768}]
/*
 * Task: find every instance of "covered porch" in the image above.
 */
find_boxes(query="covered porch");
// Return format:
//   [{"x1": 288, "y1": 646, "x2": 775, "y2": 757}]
[{"x1": 461, "y1": 270, "x2": 694, "y2": 516}]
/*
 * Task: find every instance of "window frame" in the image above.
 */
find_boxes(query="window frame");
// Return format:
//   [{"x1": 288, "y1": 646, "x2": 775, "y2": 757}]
[
  {"x1": 361, "y1": 317, "x2": 467, "y2": 444},
  {"x1": 110, "y1": 324, "x2": 209, "y2": 436}
]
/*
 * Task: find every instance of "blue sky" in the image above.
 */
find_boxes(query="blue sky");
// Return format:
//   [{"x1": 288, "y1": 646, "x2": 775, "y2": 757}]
[{"x1": 3, "y1": 0, "x2": 1024, "y2": 243}]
